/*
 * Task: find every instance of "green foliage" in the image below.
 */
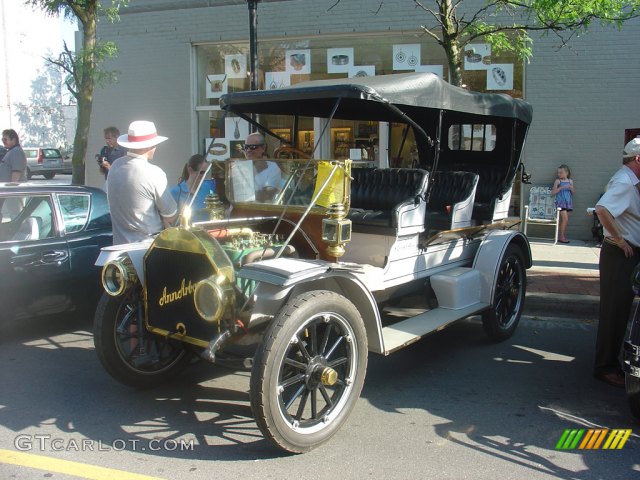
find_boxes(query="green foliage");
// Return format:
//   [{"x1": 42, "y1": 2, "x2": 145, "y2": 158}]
[
  {"x1": 25, "y1": 0, "x2": 128, "y2": 98},
  {"x1": 25, "y1": 1, "x2": 128, "y2": 22},
  {"x1": 24, "y1": 0, "x2": 128, "y2": 184},
  {"x1": 412, "y1": 0, "x2": 640, "y2": 85}
]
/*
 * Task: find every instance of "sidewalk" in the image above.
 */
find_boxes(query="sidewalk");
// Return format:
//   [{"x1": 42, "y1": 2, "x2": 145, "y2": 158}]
[
  {"x1": 527, "y1": 239, "x2": 600, "y2": 297},
  {"x1": 525, "y1": 239, "x2": 601, "y2": 319}
]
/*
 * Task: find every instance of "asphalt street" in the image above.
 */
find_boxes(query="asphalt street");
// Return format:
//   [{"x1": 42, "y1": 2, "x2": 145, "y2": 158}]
[
  {"x1": 0, "y1": 308, "x2": 637, "y2": 480},
  {"x1": 1, "y1": 175, "x2": 637, "y2": 478}
]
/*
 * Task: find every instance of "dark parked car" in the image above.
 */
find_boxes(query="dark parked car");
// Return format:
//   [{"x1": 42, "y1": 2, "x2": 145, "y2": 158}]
[
  {"x1": 24, "y1": 147, "x2": 65, "y2": 179},
  {"x1": 0, "y1": 184, "x2": 112, "y2": 321}
]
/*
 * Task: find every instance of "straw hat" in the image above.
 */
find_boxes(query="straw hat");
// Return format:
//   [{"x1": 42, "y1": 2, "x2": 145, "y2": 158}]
[{"x1": 117, "y1": 120, "x2": 168, "y2": 149}]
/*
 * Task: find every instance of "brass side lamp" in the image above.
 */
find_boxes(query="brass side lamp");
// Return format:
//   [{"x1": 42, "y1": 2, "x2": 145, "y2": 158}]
[{"x1": 322, "y1": 202, "x2": 352, "y2": 259}]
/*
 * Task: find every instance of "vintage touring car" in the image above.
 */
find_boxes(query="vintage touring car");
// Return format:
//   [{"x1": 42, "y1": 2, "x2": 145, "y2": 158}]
[{"x1": 94, "y1": 72, "x2": 533, "y2": 453}]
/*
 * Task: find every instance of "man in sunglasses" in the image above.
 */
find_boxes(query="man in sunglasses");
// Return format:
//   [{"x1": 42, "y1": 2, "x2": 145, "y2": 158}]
[{"x1": 244, "y1": 132, "x2": 282, "y2": 202}]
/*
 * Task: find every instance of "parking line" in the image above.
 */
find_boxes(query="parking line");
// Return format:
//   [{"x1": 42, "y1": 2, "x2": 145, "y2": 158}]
[{"x1": 0, "y1": 449, "x2": 165, "y2": 480}]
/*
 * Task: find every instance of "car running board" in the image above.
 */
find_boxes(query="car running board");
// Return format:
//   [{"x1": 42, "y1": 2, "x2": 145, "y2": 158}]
[{"x1": 380, "y1": 302, "x2": 490, "y2": 355}]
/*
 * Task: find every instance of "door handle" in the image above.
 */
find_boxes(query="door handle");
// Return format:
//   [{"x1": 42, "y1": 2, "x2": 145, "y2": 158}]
[{"x1": 42, "y1": 250, "x2": 69, "y2": 263}]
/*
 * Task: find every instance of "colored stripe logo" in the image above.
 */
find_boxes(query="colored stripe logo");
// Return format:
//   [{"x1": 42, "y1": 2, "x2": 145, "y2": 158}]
[{"x1": 555, "y1": 429, "x2": 632, "y2": 450}]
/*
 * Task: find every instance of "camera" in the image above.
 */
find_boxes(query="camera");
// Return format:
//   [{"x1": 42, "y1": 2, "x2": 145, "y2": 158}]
[{"x1": 96, "y1": 155, "x2": 106, "y2": 165}]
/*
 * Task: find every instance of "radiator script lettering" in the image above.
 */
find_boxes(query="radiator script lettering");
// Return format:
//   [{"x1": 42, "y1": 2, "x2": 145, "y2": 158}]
[{"x1": 159, "y1": 279, "x2": 196, "y2": 306}]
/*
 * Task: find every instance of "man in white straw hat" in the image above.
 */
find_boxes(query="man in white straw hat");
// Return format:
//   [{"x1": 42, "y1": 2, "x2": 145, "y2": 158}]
[
  {"x1": 593, "y1": 136, "x2": 640, "y2": 387},
  {"x1": 106, "y1": 120, "x2": 178, "y2": 244}
]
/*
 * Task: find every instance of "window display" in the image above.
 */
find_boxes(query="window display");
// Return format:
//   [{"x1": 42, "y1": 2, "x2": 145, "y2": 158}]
[{"x1": 194, "y1": 33, "x2": 522, "y2": 167}]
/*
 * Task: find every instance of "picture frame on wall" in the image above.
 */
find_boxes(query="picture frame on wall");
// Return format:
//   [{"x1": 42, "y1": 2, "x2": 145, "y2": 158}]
[
  {"x1": 393, "y1": 44, "x2": 421, "y2": 71},
  {"x1": 225, "y1": 53, "x2": 247, "y2": 79},
  {"x1": 206, "y1": 74, "x2": 227, "y2": 98},
  {"x1": 463, "y1": 43, "x2": 491, "y2": 71},
  {"x1": 348, "y1": 65, "x2": 375, "y2": 78},
  {"x1": 486, "y1": 64, "x2": 513, "y2": 90},
  {"x1": 332, "y1": 127, "x2": 352, "y2": 159},
  {"x1": 224, "y1": 117, "x2": 250, "y2": 141},
  {"x1": 265, "y1": 71, "x2": 291, "y2": 90},
  {"x1": 205, "y1": 137, "x2": 229, "y2": 162},
  {"x1": 327, "y1": 47, "x2": 354, "y2": 73},
  {"x1": 285, "y1": 49, "x2": 311, "y2": 74}
]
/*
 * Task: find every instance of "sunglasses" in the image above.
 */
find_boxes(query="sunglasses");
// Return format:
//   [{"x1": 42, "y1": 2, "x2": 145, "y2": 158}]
[{"x1": 243, "y1": 143, "x2": 264, "y2": 151}]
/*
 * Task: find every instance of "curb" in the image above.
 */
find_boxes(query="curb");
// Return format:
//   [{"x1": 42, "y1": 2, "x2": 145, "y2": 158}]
[{"x1": 525, "y1": 291, "x2": 599, "y2": 320}]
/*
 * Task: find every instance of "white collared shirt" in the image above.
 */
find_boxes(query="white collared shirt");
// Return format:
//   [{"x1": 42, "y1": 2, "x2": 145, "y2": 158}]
[{"x1": 597, "y1": 165, "x2": 640, "y2": 246}]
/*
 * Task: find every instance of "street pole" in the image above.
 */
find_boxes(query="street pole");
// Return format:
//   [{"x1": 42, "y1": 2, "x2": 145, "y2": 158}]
[{"x1": 247, "y1": 0, "x2": 260, "y2": 92}]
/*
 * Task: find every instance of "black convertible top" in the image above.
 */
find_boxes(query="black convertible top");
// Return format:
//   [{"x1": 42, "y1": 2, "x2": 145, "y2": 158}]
[{"x1": 220, "y1": 72, "x2": 532, "y2": 124}]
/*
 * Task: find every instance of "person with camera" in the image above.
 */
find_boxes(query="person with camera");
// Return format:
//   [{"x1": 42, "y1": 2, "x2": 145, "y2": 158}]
[{"x1": 97, "y1": 126, "x2": 127, "y2": 180}]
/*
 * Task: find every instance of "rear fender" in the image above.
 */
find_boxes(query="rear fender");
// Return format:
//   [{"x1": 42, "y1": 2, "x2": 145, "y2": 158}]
[{"x1": 472, "y1": 230, "x2": 532, "y2": 304}]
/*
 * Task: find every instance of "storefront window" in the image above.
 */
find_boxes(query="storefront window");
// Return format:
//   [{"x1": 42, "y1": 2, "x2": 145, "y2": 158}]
[{"x1": 194, "y1": 33, "x2": 522, "y2": 165}]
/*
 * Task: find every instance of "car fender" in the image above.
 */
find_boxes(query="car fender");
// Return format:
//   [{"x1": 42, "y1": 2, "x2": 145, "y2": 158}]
[
  {"x1": 239, "y1": 258, "x2": 384, "y2": 354},
  {"x1": 472, "y1": 230, "x2": 532, "y2": 304},
  {"x1": 95, "y1": 239, "x2": 153, "y2": 285}
]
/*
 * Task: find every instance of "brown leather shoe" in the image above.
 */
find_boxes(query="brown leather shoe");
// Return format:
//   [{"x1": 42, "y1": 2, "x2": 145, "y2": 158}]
[{"x1": 594, "y1": 372, "x2": 625, "y2": 388}]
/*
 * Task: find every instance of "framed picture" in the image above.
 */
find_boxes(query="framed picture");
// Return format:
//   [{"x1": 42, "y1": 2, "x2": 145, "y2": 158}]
[
  {"x1": 265, "y1": 71, "x2": 291, "y2": 90},
  {"x1": 206, "y1": 74, "x2": 227, "y2": 98},
  {"x1": 225, "y1": 53, "x2": 247, "y2": 79},
  {"x1": 229, "y1": 140, "x2": 245, "y2": 159},
  {"x1": 393, "y1": 44, "x2": 421, "y2": 71},
  {"x1": 487, "y1": 64, "x2": 513, "y2": 90},
  {"x1": 331, "y1": 128, "x2": 352, "y2": 159},
  {"x1": 297, "y1": 130, "x2": 315, "y2": 155},
  {"x1": 327, "y1": 47, "x2": 354, "y2": 73},
  {"x1": 285, "y1": 49, "x2": 311, "y2": 74},
  {"x1": 224, "y1": 117, "x2": 250, "y2": 141},
  {"x1": 348, "y1": 65, "x2": 375, "y2": 78},
  {"x1": 464, "y1": 43, "x2": 491, "y2": 71},
  {"x1": 205, "y1": 137, "x2": 229, "y2": 161}
]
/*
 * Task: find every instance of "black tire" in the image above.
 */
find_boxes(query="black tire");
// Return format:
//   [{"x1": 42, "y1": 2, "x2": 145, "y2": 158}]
[
  {"x1": 627, "y1": 373, "x2": 640, "y2": 420},
  {"x1": 43, "y1": 173, "x2": 55, "y2": 179},
  {"x1": 250, "y1": 290, "x2": 368, "y2": 453},
  {"x1": 482, "y1": 244, "x2": 526, "y2": 342},
  {"x1": 94, "y1": 291, "x2": 191, "y2": 388}
]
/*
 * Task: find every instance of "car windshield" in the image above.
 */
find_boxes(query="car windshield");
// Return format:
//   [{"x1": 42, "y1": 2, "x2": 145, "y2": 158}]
[{"x1": 222, "y1": 158, "x2": 350, "y2": 210}]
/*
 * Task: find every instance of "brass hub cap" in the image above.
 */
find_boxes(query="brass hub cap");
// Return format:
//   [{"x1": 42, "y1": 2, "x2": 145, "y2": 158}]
[{"x1": 320, "y1": 367, "x2": 338, "y2": 386}]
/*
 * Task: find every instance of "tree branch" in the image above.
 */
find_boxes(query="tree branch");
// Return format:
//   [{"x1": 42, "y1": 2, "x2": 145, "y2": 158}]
[
  {"x1": 371, "y1": 1, "x2": 383, "y2": 15},
  {"x1": 413, "y1": 1, "x2": 443, "y2": 24},
  {"x1": 419, "y1": 24, "x2": 445, "y2": 46},
  {"x1": 327, "y1": 0, "x2": 340, "y2": 12}
]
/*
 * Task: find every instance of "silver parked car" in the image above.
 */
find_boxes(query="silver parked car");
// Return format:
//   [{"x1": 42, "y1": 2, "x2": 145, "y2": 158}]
[{"x1": 24, "y1": 147, "x2": 65, "y2": 179}]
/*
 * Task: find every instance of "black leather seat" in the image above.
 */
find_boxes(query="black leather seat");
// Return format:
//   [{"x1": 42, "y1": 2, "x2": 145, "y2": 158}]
[
  {"x1": 349, "y1": 168, "x2": 429, "y2": 229},
  {"x1": 426, "y1": 171, "x2": 479, "y2": 231},
  {"x1": 439, "y1": 165, "x2": 505, "y2": 223}
]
